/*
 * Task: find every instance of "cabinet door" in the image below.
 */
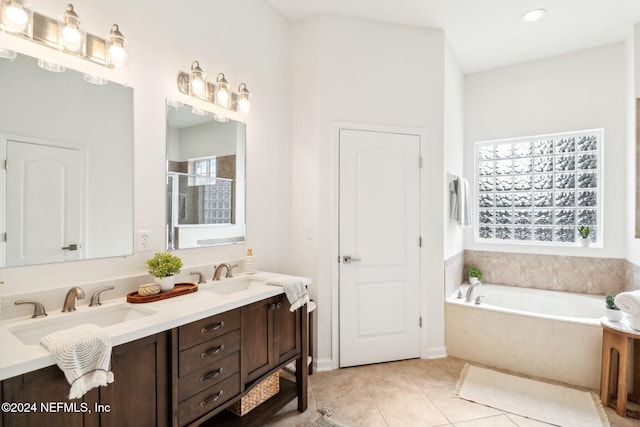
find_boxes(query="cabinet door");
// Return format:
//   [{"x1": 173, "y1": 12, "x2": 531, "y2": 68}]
[
  {"x1": 1, "y1": 365, "x2": 99, "y2": 427},
  {"x1": 99, "y1": 332, "x2": 170, "y2": 427},
  {"x1": 241, "y1": 298, "x2": 273, "y2": 384},
  {"x1": 273, "y1": 295, "x2": 301, "y2": 365}
]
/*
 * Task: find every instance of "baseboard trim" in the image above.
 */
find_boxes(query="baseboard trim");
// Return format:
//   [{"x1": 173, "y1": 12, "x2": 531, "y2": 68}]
[
  {"x1": 315, "y1": 358, "x2": 334, "y2": 372},
  {"x1": 424, "y1": 346, "x2": 448, "y2": 359}
]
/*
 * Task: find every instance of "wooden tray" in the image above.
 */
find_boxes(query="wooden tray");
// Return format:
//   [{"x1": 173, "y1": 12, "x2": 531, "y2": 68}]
[{"x1": 127, "y1": 282, "x2": 198, "y2": 303}]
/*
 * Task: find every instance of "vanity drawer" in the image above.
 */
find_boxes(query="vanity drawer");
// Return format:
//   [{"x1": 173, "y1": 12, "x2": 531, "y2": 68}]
[
  {"x1": 178, "y1": 373, "x2": 240, "y2": 426},
  {"x1": 179, "y1": 329, "x2": 240, "y2": 376},
  {"x1": 179, "y1": 308, "x2": 240, "y2": 350},
  {"x1": 179, "y1": 352, "x2": 240, "y2": 402}
]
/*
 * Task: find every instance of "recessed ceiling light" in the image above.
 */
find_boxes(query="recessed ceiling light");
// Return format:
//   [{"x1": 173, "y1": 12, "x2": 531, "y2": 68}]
[{"x1": 522, "y1": 8, "x2": 546, "y2": 23}]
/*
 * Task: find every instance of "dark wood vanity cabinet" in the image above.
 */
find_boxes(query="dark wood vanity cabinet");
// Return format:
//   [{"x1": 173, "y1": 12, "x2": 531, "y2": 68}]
[
  {"x1": 241, "y1": 294, "x2": 301, "y2": 385},
  {"x1": 99, "y1": 332, "x2": 170, "y2": 427},
  {"x1": 174, "y1": 309, "x2": 241, "y2": 426},
  {"x1": 1, "y1": 331, "x2": 170, "y2": 427},
  {"x1": 1, "y1": 294, "x2": 308, "y2": 427}
]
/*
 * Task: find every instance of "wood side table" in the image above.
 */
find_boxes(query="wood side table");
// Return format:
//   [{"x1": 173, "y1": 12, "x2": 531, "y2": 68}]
[{"x1": 600, "y1": 321, "x2": 640, "y2": 418}]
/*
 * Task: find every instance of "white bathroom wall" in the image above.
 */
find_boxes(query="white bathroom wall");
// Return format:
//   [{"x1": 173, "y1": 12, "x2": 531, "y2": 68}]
[
  {"x1": 443, "y1": 40, "x2": 465, "y2": 259},
  {"x1": 291, "y1": 14, "x2": 448, "y2": 368},
  {"x1": 0, "y1": 0, "x2": 293, "y2": 295},
  {"x1": 626, "y1": 26, "x2": 640, "y2": 266},
  {"x1": 465, "y1": 43, "x2": 627, "y2": 258}
]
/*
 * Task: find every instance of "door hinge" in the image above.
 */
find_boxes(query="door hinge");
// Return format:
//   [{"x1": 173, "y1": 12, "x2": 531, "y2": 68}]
[
  {"x1": 419, "y1": 157, "x2": 423, "y2": 168},
  {"x1": 1, "y1": 232, "x2": 6, "y2": 242},
  {"x1": 3, "y1": 160, "x2": 6, "y2": 170},
  {"x1": 419, "y1": 236, "x2": 422, "y2": 247},
  {"x1": 419, "y1": 317, "x2": 423, "y2": 328}
]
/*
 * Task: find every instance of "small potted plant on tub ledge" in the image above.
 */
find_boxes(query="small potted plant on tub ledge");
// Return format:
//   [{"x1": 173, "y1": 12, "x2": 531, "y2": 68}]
[
  {"x1": 605, "y1": 294, "x2": 623, "y2": 322},
  {"x1": 467, "y1": 266, "x2": 482, "y2": 284},
  {"x1": 578, "y1": 226, "x2": 591, "y2": 247},
  {"x1": 146, "y1": 252, "x2": 183, "y2": 291}
]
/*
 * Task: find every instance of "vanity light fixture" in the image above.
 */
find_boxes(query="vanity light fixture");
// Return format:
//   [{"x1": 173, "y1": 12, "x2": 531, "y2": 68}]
[
  {"x1": 107, "y1": 24, "x2": 126, "y2": 68},
  {"x1": 0, "y1": 2, "x2": 127, "y2": 70},
  {"x1": 0, "y1": 0, "x2": 31, "y2": 33},
  {"x1": 0, "y1": 47, "x2": 17, "y2": 59},
  {"x1": 521, "y1": 8, "x2": 546, "y2": 23},
  {"x1": 37, "y1": 58, "x2": 65, "y2": 72},
  {"x1": 215, "y1": 73, "x2": 230, "y2": 108},
  {"x1": 237, "y1": 83, "x2": 250, "y2": 113},
  {"x1": 59, "y1": 4, "x2": 84, "y2": 53},
  {"x1": 189, "y1": 60, "x2": 207, "y2": 97},
  {"x1": 177, "y1": 60, "x2": 251, "y2": 117}
]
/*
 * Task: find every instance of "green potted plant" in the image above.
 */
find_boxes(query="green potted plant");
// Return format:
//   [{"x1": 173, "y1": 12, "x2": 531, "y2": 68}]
[
  {"x1": 467, "y1": 266, "x2": 483, "y2": 284},
  {"x1": 605, "y1": 294, "x2": 623, "y2": 322},
  {"x1": 578, "y1": 226, "x2": 591, "y2": 247},
  {"x1": 146, "y1": 252, "x2": 183, "y2": 291}
]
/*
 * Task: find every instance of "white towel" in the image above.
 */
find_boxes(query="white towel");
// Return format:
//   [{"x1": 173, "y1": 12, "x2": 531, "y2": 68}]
[
  {"x1": 628, "y1": 316, "x2": 640, "y2": 331},
  {"x1": 41, "y1": 324, "x2": 114, "y2": 399},
  {"x1": 614, "y1": 291, "x2": 640, "y2": 316},
  {"x1": 451, "y1": 176, "x2": 472, "y2": 228},
  {"x1": 266, "y1": 276, "x2": 310, "y2": 312}
]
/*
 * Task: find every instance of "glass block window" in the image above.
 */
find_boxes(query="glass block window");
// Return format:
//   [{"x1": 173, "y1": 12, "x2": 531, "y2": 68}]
[{"x1": 475, "y1": 129, "x2": 602, "y2": 246}]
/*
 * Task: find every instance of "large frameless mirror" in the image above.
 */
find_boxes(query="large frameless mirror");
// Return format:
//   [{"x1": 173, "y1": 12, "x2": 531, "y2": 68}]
[
  {"x1": 0, "y1": 52, "x2": 134, "y2": 267},
  {"x1": 165, "y1": 100, "x2": 246, "y2": 249}
]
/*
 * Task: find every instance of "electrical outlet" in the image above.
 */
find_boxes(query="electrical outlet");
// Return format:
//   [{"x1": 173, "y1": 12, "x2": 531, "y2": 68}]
[{"x1": 137, "y1": 231, "x2": 151, "y2": 252}]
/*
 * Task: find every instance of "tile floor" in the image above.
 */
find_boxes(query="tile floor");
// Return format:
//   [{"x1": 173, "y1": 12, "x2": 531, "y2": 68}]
[{"x1": 264, "y1": 357, "x2": 638, "y2": 427}]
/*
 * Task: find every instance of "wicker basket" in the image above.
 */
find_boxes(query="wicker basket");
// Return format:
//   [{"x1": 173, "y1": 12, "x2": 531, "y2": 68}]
[{"x1": 228, "y1": 371, "x2": 280, "y2": 416}]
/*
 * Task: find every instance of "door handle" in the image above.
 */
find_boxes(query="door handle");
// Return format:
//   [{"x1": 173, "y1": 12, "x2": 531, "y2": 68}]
[
  {"x1": 62, "y1": 244, "x2": 78, "y2": 251},
  {"x1": 342, "y1": 255, "x2": 361, "y2": 264}
]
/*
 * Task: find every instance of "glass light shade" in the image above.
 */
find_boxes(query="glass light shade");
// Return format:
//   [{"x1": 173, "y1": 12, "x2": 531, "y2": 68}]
[
  {"x1": 1, "y1": 0, "x2": 30, "y2": 33},
  {"x1": 0, "y1": 47, "x2": 17, "y2": 60},
  {"x1": 83, "y1": 73, "x2": 107, "y2": 85},
  {"x1": 59, "y1": 4, "x2": 84, "y2": 53},
  {"x1": 108, "y1": 24, "x2": 126, "y2": 68},
  {"x1": 189, "y1": 60, "x2": 207, "y2": 97},
  {"x1": 237, "y1": 83, "x2": 250, "y2": 113},
  {"x1": 37, "y1": 58, "x2": 66, "y2": 72},
  {"x1": 215, "y1": 73, "x2": 230, "y2": 108}
]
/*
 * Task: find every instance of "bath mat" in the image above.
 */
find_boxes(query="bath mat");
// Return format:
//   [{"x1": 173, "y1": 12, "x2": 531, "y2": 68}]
[{"x1": 455, "y1": 364, "x2": 609, "y2": 427}]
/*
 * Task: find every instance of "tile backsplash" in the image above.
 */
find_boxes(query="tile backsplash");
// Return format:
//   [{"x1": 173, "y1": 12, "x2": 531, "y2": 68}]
[{"x1": 443, "y1": 250, "x2": 628, "y2": 296}]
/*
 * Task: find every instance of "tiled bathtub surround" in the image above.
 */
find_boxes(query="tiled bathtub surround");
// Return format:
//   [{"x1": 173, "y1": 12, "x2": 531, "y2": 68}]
[
  {"x1": 444, "y1": 251, "x2": 465, "y2": 299},
  {"x1": 625, "y1": 259, "x2": 640, "y2": 291},
  {"x1": 460, "y1": 250, "x2": 625, "y2": 295}
]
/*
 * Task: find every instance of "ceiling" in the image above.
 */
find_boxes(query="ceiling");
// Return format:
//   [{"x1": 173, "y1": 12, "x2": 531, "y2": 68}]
[{"x1": 265, "y1": 0, "x2": 640, "y2": 74}]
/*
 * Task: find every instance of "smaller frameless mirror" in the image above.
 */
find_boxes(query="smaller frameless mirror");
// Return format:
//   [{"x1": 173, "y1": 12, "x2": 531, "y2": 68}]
[{"x1": 165, "y1": 100, "x2": 246, "y2": 249}]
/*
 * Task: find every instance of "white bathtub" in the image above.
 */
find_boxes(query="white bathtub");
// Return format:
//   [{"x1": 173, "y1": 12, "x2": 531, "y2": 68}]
[{"x1": 445, "y1": 283, "x2": 604, "y2": 390}]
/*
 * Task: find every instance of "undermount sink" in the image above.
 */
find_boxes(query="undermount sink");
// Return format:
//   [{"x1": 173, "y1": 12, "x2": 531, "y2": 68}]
[
  {"x1": 9, "y1": 304, "x2": 157, "y2": 345},
  {"x1": 205, "y1": 277, "x2": 270, "y2": 295}
]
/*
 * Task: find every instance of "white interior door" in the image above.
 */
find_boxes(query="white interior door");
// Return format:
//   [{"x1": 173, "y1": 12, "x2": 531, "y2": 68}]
[
  {"x1": 339, "y1": 128, "x2": 421, "y2": 367},
  {"x1": 6, "y1": 139, "x2": 84, "y2": 266}
]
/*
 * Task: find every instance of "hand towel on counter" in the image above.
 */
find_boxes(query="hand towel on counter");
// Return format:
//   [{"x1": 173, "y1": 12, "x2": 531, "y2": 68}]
[
  {"x1": 614, "y1": 291, "x2": 640, "y2": 316},
  {"x1": 265, "y1": 276, "x2": 311, "y2": 312},
  {"x1": 41, "y1": 324, "x2": 114, "y2": 399},
  {"x1": 450, "y1": 176, "x2": 472, "y2": 228}
]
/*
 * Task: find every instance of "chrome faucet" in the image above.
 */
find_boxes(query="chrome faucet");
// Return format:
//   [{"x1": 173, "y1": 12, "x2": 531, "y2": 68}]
[
  {"x1": 62, "y1": 286, "x2": 85, "y2": 312},
  {"x1": 212, "y1": 263, "x2": 237, "y2": 281},
  {"x1": 465, "y1": 281, "x2": 482, "y2": 303}
]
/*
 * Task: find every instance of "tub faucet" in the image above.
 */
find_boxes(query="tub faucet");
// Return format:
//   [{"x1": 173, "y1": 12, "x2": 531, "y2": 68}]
[
  {"x1": 465, "y1": 281, "x2": 482, "y2": 303},
  {"x1": 62, "y1": 286, "x2": 85, "y2": 312}
]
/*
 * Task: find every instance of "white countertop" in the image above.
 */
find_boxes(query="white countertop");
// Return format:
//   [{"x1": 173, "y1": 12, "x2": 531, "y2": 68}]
[{"x1": 0, "y1": 272, "x2": 309, "y2": 381}]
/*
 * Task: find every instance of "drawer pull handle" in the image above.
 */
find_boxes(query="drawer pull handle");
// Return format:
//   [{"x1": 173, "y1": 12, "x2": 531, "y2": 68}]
[
  {"x1": 276, "y1": 302, "x2": 282, "y2": 309},
  {"x1": 199, "y1": 390, "x2": 223, "y2": 407},
  {"x1": 201, "y1": 321, "x2": 224, "y2": 334},
  {"x1": 269, "y1": 303, "x2": 276, "y2": 310},
  {"x1": 201, "y1": 344, "x2": 225, "y2": 359},
  {"x1": 200, "y1": 367, "x2": 224, "y2": 383}
]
